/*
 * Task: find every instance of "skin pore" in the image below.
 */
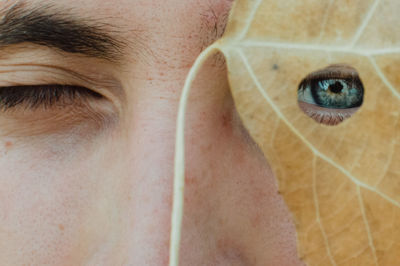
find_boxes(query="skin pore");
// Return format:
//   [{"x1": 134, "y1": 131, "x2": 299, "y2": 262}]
[{"x1": 0, "y1": 0, "x2": 304, "y2": 265}]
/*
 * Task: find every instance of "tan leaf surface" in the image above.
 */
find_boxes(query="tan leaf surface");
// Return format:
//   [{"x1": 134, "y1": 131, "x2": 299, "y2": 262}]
[{"x1": 216, "y1": 0, "x2": 400, "y2": 265}]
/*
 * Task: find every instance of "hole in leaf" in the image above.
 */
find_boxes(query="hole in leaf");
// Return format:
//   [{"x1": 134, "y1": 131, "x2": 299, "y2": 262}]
[{"x1": 297, "y1": 64, "x2": 364, "y2": 126}]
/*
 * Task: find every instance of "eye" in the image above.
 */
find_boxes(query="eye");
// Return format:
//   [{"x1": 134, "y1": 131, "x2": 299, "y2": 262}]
[
  {"x1": 0, "y1": 84, "x2": 102, "y2": 111},
  {"x1": 297, "y1": 64, "x2": 364, "y2": 126}
]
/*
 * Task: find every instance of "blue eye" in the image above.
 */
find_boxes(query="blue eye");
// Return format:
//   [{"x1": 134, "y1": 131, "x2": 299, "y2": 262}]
[
  {"x1": 299, "y1": 78, "x2": 363, "y2": 109},
  {"x1": 298, "y1": 64, "x2": 364, "y2": 125}
]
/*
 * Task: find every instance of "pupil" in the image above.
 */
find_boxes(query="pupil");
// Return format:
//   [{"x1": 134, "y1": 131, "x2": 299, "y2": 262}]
[{"x1": 329, "y1": 81, "x2": 343, "y2": 93}]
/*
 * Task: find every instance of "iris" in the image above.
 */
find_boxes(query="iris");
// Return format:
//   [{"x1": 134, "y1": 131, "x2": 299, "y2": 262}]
[
  {"x1": 309, "y1": 79, "x2": 363, "y2": 109},
  {"x1": 297, "y1": 64, "x2": 364, "y2": 126}
]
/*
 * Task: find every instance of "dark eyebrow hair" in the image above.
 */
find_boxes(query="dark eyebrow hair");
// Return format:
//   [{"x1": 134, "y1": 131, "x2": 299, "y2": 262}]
[{"x1": 0, "y1": 2, "x2": 126, "y2": 61}]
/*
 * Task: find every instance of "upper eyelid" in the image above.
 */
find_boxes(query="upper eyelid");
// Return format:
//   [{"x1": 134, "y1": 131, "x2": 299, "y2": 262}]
[
  {"x1": 0, "y1": 84, "x2": 103, "y2": 110},
  {"x1": 0, "y1": 62, "x2": 125, "y2": 111},
  {"x1": 299, "y1": 64, "x2": 362, "y2": 90},
  {"x1": 302, "y1": 64, "x2": 360, "y2": 81}
]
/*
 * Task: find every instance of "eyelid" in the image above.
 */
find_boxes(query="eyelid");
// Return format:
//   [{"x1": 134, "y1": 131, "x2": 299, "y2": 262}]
[
  {"x1": 300, "y1": 64, "x2": 360, "y2": 84},
  {"x1": 0, "y1": 84, "x2": 118, "y2": 137},
  {"x1": 0, "y1": 62, "x2": 124, "y2": 111},
  {"x1": 0, "y1": 84, "x2": 103, "y2": 110},
  {"x1": 298, "y1": 101, "x2": 360, "y2": 126}
]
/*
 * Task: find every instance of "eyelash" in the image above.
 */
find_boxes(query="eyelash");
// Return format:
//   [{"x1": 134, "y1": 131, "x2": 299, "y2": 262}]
[
  {"x1": 0, "y1": 85, "x2": 102, "y2": 111},
  {"x1": 297, "y1": 65, "x2": 364, "y2": 125}
]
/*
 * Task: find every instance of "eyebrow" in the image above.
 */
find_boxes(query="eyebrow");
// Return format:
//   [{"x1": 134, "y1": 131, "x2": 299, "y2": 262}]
[{"x1": 0, "y1": 2, "x2": 126, "y2": 61}]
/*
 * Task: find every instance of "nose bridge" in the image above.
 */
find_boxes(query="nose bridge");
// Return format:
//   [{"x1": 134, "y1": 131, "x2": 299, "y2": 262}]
[
  {"x1": 117, "y1": 100, "x2": 174, "y2": 265},
  {"x1": 114, "y1": 74, "x2": 185, "y2": 265},
  {"x1": 108, "y1": 0, "x2": 235, "y2": 259},
  {"x1": 108, "y1": 45, "x2": 235, "y2": 264}
]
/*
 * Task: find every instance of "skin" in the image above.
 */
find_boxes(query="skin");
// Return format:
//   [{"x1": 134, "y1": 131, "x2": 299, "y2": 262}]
[{"x1": 0, "y1": 0, "x2": 304, "y2": 265}]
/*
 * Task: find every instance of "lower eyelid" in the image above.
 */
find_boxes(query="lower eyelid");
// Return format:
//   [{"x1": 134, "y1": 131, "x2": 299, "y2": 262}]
[{"x1": 298, "y1": 101, "x2": 359, "y2": 126}]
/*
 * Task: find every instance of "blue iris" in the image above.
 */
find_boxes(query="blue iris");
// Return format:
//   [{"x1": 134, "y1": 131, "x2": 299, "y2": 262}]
[{"x1": 309, "y1": 78, "x2": 363, "y2": 108}]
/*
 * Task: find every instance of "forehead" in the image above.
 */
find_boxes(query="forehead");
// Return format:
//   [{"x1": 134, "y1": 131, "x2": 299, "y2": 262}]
[
  {"x1": 0, "y1": 0, "x2": 232, "y2": 60},
  {"x1": 3, "y1": 0, "x2": 233, "y2": 51},
  {"x1": 8, "y1": 0, "x2": 231, "y2": 28}
]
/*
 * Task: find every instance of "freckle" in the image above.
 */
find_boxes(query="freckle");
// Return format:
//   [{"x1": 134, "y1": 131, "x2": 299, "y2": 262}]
[
  {"x1": 58, "y1": 224, "x2": 65, "y2": 231},
  {"x1": 221, "y1": 112, "x2": 232, "y2": 128},
  {"x1": 5, "y1": 141, "x2": 12, "y2": 148},
  {"x1": 272, "y1": 64, "x2": 279, "y2": 70}
]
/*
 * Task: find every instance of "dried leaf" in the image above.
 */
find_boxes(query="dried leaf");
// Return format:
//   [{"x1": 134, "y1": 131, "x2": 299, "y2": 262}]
[
  {"x1": 170, "y1": 1, "x2": 400, "y2": 265},
  {"x1": 215, "y1": 0, "x2": 400, "y2": 265}
]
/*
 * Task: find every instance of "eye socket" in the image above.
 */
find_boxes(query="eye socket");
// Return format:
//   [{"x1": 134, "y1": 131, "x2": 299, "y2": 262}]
[{"x1": 297, "y1": 64, "x2": 364, "y2": 126}]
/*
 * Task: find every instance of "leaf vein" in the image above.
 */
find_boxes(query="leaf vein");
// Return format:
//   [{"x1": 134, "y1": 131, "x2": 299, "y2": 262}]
[
  {"x1": 350, "y1": 0, "x2": 380, "y2": 47},
  {"x1": 312, "y1": 156, "x2": 337, "y2": 265},
  {"x1": 236, "y1": 47, "x2": 400, "y2": 210},
  {"x1": 317, "y1": 0, "x2": 335, "y2": 43},
  {"x1": 238, "y1": 40, "x2": 400, "y2": 57},
  {"x1": 237, "y1": 0, "x2": 263, "y2": 41},
  {"x1": 368, "y1": 56, "x2": 400, "y2": 100},
  {"x1": 350, "y1": 138, "x2": 369, "y2": 172},
  {"x1": 357, "y1": 186, "x2": 379, "y2": 266},
  {"x1": 374, "y1": 140, "x2": 396, "y2": 187}
]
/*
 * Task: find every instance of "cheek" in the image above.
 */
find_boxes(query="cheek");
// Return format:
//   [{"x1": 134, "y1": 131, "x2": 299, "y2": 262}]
[
  {"x1": 178, "y1": 90, "x2": 299, "y2": 264},
  {"x1": 0, "y1": 135, "x2": 119, "y2": 264}
]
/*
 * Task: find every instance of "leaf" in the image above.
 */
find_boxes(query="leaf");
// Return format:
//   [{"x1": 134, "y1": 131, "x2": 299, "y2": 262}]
[
  {"x1": 217, "y1": 0, "x2": 399, "y2": 265},
  {"x1": 170, "y1": 1, "x2": 400, "y2": 265}
]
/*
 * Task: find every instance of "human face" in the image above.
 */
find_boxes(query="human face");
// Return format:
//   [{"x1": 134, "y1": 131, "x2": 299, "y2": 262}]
[{"x1": 0, "y1": 0, "x2": 303, "y2": 265}]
